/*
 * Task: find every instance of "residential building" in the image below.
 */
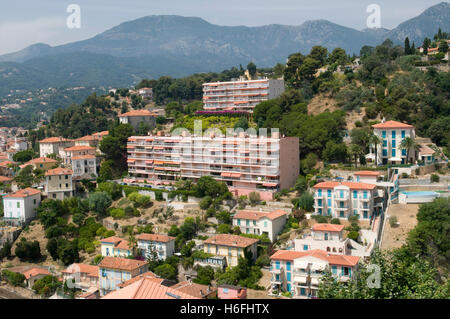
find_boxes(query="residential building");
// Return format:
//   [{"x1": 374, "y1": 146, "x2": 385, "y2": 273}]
[
  {"x1": 61, "y1": 263, "x2": 99, "y2": 292},
  {"x1": 218, "y1": 285, "x2": 247, "y2": 299},
  {"x1": 232, "y1": 209, "x2": 288, "y2": 242},
  {"x1": 0, "y1": 176, "x2": 12, "y2": 184},
  {"x1": 136, "y1": 233, "x2": 175, "y2": 260},
  {"x1": 127, "y1": 131, "x2": 299, "y2": 200},
  {"x1": 98, "y1": 257, "x2": 148, "y2": 296},
  {"x1": 295, "y1": 224, "x2": 349, "y2": 254},
  {"x1": 9, "y1": 266, "x2": 51, "y2": 289},
  {"x1": 270, "y1": 249, "x2": 360, "y2": 298},
  {"x1": 312, "y1": 181, "x2": 378, "y2": 220},
  {"x1": 170, "y1": 281, "x2": 217, "y2": 299},
  {"x1": 71, "y1": 155, "x2": 97, "y2": 179},
  {"x1": 39, "y1": 137, "x2": 74, "y2": 158},
  {"x1": 19, "y1": 157, "x2": 57, "y2": 171},
  {"x1": 44, "y1": 167, "x2": 74, "y2": 200},
  {"x1": 118, "y1": 109, "x2": 157, "y2": 130},
  {"x1": 138, "y1": 88, "x2": 153, "y2": 100},
  {"x1": 60, "y1": 145, "x2": 96, "y2": 166},
  {"x1": 353, "y1": 171, "x2": 381, "y2": 184},
  {"x1": 371, "y1": 120, "x2": 416, "y2": 165},
  {"x1": 202, "y1": 78, "x2": 285, "y2": 112},
  {"x1": 418, "y1": 145, "x2": 435, "y2": 165},
  {"x1": 0, "y1": 161, "x2": 16, "y2": 177},
  {"x1": 203, "y1": 234, "x2": 258, "y2": 267},
  {"x1": 102, "y1": 276, "x2": 200, "y2": 299},
  {"x1": 2, "y1": 188, "x2": 41, "y2": 225},
  {"x1": 100, "y1": 236, "x2": 133, "y2": 257}
]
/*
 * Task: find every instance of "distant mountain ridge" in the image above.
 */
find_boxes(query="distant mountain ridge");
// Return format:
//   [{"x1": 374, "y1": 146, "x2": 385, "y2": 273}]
[{"x1": 0, "y1": 2, "x2": 448, "y2": 93}]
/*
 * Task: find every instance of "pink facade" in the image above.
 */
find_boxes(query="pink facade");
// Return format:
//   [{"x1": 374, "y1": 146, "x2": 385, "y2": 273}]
[
  {"x1": 127, "y1": 132, "x2": 299, "y2": 197},
  {"x1": 218, "y1": 285, "x2": 247, "y2": 299}
]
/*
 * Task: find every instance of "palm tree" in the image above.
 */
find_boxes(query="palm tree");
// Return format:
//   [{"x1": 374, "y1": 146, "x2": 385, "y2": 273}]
[
  {"x1": 369, "y1": 132, "x2": 382, "y2": 166},
  {"x1": 349, "y1": 144, "x2": 364, "y2": 167},
  {"x1": 400, "y1": 137, "x2": 420, "y2": 164}
]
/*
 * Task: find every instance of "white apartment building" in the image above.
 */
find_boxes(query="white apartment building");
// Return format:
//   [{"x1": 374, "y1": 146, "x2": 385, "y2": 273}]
[
  {"x1": 127, "y1": 131, "x2": 299, "y2": 201},
  {"x1": 2, "y1": 188, "x2": 41, "y2": 225},
  {"x1": 137, "y1": 233, "x2": 176, "y2": 260},
  {"x1": 39, "y1": 137, "x2": 74, "y2": 158},
  {"x1": 371, "y1": 120, "x2": 416, "y2": 165},
  {"x1": 270, "y1": 249, "x2": 359, "y2": 298},
  {"x1": 202, "y1": 78, "x2": 285, "y2": 112},
  {"x1": 312, "y1": 181, "x2": 378, "y2": 220},
  {"x1": 59, "y1": 145, "x2": 96, "y2": 166},
  {"x1": 232, "y1": 209, "x2": 288, "y2": 242}
]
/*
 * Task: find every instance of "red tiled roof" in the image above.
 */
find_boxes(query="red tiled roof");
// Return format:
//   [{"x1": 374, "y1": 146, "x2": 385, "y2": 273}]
[
  {"x1": 312, "y1": 223, "x2": 345, "y2": 232},
  {"x1": 234, "y1": 209, "x2": 288, "y2": 221},
  {"x1": 23, "y1": 157, "x2": 57, "y2": 165},
  {"x1": 22, "y1": 267, "x2": 51, "y2": 279},
  {"x1": 419, "y1": 145, "x2": 434, "y2": 155},
  {"x1": 62, "y1": 263, "x2": 99, "y2": 278},
  {"x1": 171, "y1": 281, "x2": 217, "y2": 298},
  {"x1": 203, "y1": 234, "x2": 258, "y2": 248},
  {"x1": 64, "y1": 145, "x2": 95, "y2": 152},
  {"x1": 270, "y1": 249, "x2": 360, "y2": 266},
  {"x1": 117, "y1": 272, "x2": 162, "y2": 288},
  {"x1": 39, "y1": 137, "x2": 73, "y2": 143},
  {"x1": 99, "y1": 257, "x2": 147, "y2": 271},
  {"x1": 72, "y1": 155, "x2": 96, "y2": 160},
  {"x1": 0, "y1": 161, "x2": 16, "y2": 167},
  {"x1": 119, "y1": 109, "x2": 157, "y2": 117},
  {"x1": 353, "y1": 171, "x2": 381, "y2": 176},
  {"x1": 45, "y1": 167, "x2": 73, "y2": 176},
  {"x1": 102, "y1": 277, "x2": 200, "y2": 299},
  {"x1": 4, "y1": 187, "x2": 41, "y2": 198},
  {"x1": 371, "y1": 120, "x2": 414, "y2": 129},
  {"x1": 313, "y1": 181, "x2": 376, "y2": 190},
  {"x1": 136, "y1": 233, "x2": 176, "y2": 243},
  {"x1": 0, "y1": 176, "x2": 12, "y2": 182},
  {"x1": 100, "y1": 236, "x2": 132, "y2": 250}
]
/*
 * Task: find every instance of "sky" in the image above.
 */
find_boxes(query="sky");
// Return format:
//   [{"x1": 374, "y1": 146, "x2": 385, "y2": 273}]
[{"x1": 0, "y1": 0, "x2": 445, "y2": 55}]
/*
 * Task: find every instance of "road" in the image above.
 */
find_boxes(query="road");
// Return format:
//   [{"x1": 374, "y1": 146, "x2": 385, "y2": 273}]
[{"x1": 0, "y1": 288, "x2": 27, "y2": 299}]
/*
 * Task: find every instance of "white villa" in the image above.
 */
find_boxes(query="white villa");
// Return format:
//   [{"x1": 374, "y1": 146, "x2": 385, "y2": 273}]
[
  {"x1": 232, "y1": 209, "x2": 288, "y2": 242},
  {"x1": 2, "y1": 188, "x2": 41, "y2": 225},
  {"x1": 136, "y1": 233, "x2": 176, "y2": 260}
]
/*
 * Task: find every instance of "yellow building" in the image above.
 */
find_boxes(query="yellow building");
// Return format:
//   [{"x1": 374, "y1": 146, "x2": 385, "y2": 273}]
[
  {"x1": 45, "y1": 167, "x2": 74, "y2": 200},
  {"x1": 203, "y1": 234, "x2": 259, "y2": 267},
  {"x1": 19, "y1": 157, "x2": 58, "y2": 171}
]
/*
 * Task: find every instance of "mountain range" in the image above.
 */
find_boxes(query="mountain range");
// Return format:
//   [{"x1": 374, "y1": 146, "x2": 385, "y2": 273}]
[{"x1": 0, "y1": 2, "x2": 449, "y2": 95}]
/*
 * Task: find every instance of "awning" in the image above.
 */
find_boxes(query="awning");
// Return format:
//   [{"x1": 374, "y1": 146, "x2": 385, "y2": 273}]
[
  {"x1": 154, "y1": 146, "x2": 164, "y2": 150},
  {"x1": 145, "y1": 146, "x2": 153, "y2": 149},
  {"x1": 294, "y1": 276, "x2": 307, "y2": 284},
  {"x1": 310, "y1": 263, "x2": 327, "y2": 271},
  {"x1": 154, "y1": 167, "x2": 165, "y2": 171},
  {"x1": 388, "y1": 157, "x2": 402, "y2": 161},
  {"x1": 145, "y1": 138, "x2": 154, "y2": 142},
  {"x1": 262, "y1": 182, "x2": 278, "y2": 187},
  {"x1": 127, "y1": 159, "x2": 135, "y2": 163},
  {"x1": 154, "y1": 161, "x2": 164, "y2": 165},
  {"x1": 221, "y1": 172, "x2": 231, "y2": 177},
  {"x1": 145, "y1": 160, "x2": 153, "y2": 164},
  {"x1": 294, "y1": 260, "x2": 310, "y2": 269},
  {"x1": 310, "y1": 278, "x2": 320, "y2": 286},
  {"x1": 126, "y1": 145, "x2": 135, "y2": 149},
  {"x1": 230, "y1": 173, "x2": 241, "y2": 178}
]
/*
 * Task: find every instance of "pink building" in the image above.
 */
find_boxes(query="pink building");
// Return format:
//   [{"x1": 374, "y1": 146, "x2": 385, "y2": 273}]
[{"x1": 127, "y1": 131, "x2": 299, "y2": 200}]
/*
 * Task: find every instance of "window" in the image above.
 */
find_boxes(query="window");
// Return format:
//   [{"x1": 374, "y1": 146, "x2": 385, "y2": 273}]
[
  {"x1": 286, "y1": 262, "x2": 291, "y2": 271},
  {"x1": 332, "y1": 266, "x2": 337, "y2": 274},
  {"x1": 327, "y1": 189, "x2": 331, "y2": 197},
  {"x1": 392, "y1": 140, "x2": 396, "y2": 148},
  {"x1": 246, "y1": 220, "x2": 250, "y2": 226},
  {"x1": 392, "y1": 149, "x2": 396, "y2": 157},
  {"x1": 101, "y1": 269, "x2": 107, "y2": 277},
  {"x1": 275, "y1": 261, "x2": 280, "y2": 270},
  {"x1": 33, "y1": 199, "x2": 36, "y2": 204},
  {"x1": 392, "y1": 131, "x2": 396, "y2": 138},
  {"x1": 318, "y1": 189, "x2": 322, "y2": 197},
  {"x1": 402, "y1": 149, "x2": 406, "y2": 156},
  {"x1": 327, "y1": 208, "x2": 332, "y2": 215},
  {"x1": 303, "y1": 245, "x2": 308, "y2": 251},
  {"x1": 223, "y1": 288, "x2": 229, "y2": 294},
  {"x1": 286, "y1": 272, "x2": 291, "y2": 282},
  {"x1": 363, "y1": 191, "x2": 367, "y2": 199},
  {"x1": 327, "y1": 198, "x2": 331, "y2": 206},
  {"x1": 401, "y1": 130, "x2": 405, "y2": 138},
  {"x1": 253, "y1": 220, "x2": 256, "y2": 226},
  {"x1": 263, "y1": 221, "x2": 268, "y2": 228},
  {"x1": 16, "y1": 202, "x2": 20, "y2": 208},
  {"x1": 228, "y1": 247, "x2": 232, "y2": 256},
  {"x1": 339, "y1": 190, "x2": 344, "y2": 198},
  {"x1": 382, "y1": 131, "x2": 386, "y2": 138},
  {"x1": 353, "y1": 191, "x2": 357, "y2": 199},
  {"x1": 318, "y1": 208, "x2": 322, "y2": 215},
  {"x1": 383, "y1": 140, "x2": 387, "y2": 147},
  {"x1": 237, "y1": 219, "x2": 240, "y2": 226},
  {"x1": 382, "y1": 149, "x2": 387, "y2": 157},
  {"x1": 318, "y1": 199, "x2": 322, "y2": 206}
]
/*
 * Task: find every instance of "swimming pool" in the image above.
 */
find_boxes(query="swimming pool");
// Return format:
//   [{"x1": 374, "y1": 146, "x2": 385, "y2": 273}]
[
  {"x1": 400, "y1": 191, "x2": 438, "y2": 197},
  {"x1": 399, "y1": 191, "x2": 439, "y2": 203}
]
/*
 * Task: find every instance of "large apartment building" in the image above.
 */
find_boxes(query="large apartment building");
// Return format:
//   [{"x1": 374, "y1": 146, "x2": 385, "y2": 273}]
[
  {"x1": 371, "y1": 120, "x2": 416, "y2": 165},
  {"x1": 312, "y1": 181, "x2": 379, "y2": 220},
  {"x1": 202, "y1": 78, "x2": 285, "y2": 112},
  {"x1": 126, "y1": 131, "x2": 299, "y2": 200}
]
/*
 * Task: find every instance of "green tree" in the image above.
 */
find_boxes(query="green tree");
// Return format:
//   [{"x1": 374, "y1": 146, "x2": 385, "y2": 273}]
[
  {"x1": 88, "y1": 192, "x2": 112, "y2": 216},
  {"x1": 247, "y1": 62, "x2": 257, "y2": 78},
  {"x1": 154, "y1": 263, "x2": 177, "y2": 280},
  {"x1": 399, "y1": 137, "x2": 419, "y2": 164}
]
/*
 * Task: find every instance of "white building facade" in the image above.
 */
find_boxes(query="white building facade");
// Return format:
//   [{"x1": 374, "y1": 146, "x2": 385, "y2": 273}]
[
  {"x1": 232, "y1": 209, "x2": 288, "y2": 242},
  {"x1": 2, "y1": 188, "x2": 41, "y2": 224},
  {"x1": 137, "y1": 234, "x2": 176, "y2": 260}
]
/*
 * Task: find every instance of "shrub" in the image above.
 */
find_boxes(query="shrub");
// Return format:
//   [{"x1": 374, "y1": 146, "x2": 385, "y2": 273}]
[
  {"x1": 155, "y1": 191, "x2": 163, "y2": 201},
  {"x1": 199, "y1": 196, "x2": 212, "y2": 210},
  {"x1": 330, "y1": 218, "x2": 341, "y2": 225},
  {"x1": 347, "y1": 231, "x2": 359, "y2": 241},
  {"x1": 1, "y1": 269, "x2": 25, "y2": 287},
  {"x1": 110, "y1": 208, "x2": 125, "y2": 219},
  {"x1": 248, "y1": 192, "x2": 261, "y2": 205},
  {"x1": 430, "y1": 174, "x2": 440, "y2": 183},
  {"x1": 389, "y1": 216, "x2": 398, "y2": 227}
]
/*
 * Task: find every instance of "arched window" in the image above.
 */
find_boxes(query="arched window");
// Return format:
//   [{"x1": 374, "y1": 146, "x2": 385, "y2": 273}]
[
  {"x1": 326, "y1": 247, "x2": 331, "y2": 252},
  {"x1": 332, "y1": 247, "x2": 336, "y2": 252}
]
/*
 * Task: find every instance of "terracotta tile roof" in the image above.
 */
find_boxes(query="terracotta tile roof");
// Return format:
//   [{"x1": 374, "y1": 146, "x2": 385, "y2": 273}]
[
  {"x1": 4, "y1": 187, "x2": 41, "y2": 198},
  {"x1": 233, "y1": 209, "x2": 288, "y2": 221},
  {"x1": 99, "y1": 257, "x2": 147, "y2": 271},
  {"x1": 313, "y1": 181, "x2": 376, "y2": 190},
  {"x1": 270, "y1": 249, "x2": 360, "y2": 266},
  {"x1": 119, "y1": 109, "x2": 157, "y2": 117},
  {"x1": 75, "y1": 135, "x2": 99, "y2": 141},
  {"x1": 0, "y1": 161, "x2": 16, "y2": 167},
  {"x1": 22, "y1": 267, "x2": 51, "y2": 279},
  {"x1": 39, "y1": 137, "x2": 73, "y2": 143},
  {"x1": 23, "y1": 157, "x2": 57, "y2": 165},
  {"x1": 136, "y1": 233, "x2": 176, "y2": 243},
  {"x1": 419, "y1": 145, "x2": 435, "y2": 155},
  {"x1": 45, "y1": 167, "x2": 73, "y2": 176},
  {"x1": 100, "y1": 236, "x2": 132, "y2": 250},
  {"x1": 203, "y1": 234, "x2": 259, "y2": 248},
  {"x1": 171, "y1": 281, "x2": 217, "y2": 299},
  {"x1": 64, "y1": 145, "x2": 95, "y2": 152},
  {"x1": 371, "y1": 120, "x2": 414, "y2": 129},
  {"x1": 62, "y1": 263, "x2": 99, "y2": 278},
  {"x1": 312, "y1": 223, "x2": 345, "y2": 232},
  {"x1": 0, "y1": 176, "x2": 12, "y2": 182},
  {"x1": 117, "y1": 272, "x2": 162, "y2": 288},
  {"x1": 353, "y1": 171, "x2": 381, "y2": 176},
  {"x1": 102, "y1": 277, "x2": 200, "y2": 299},
  {"x1": 72, "y1": 155, "x2": 96, "y2": 160}
]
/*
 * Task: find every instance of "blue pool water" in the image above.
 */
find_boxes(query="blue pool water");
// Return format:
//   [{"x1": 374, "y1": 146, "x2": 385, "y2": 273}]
[{"x1": 400, "y1": 191, "x2": 438, "y2": 197}]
